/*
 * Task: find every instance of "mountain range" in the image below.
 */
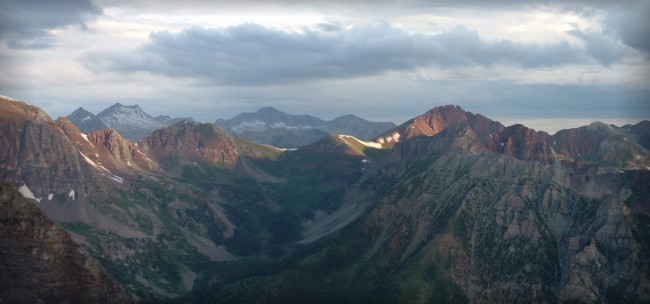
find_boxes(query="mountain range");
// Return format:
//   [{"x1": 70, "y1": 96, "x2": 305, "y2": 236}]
[
  {"x1": 215, "y1": 106, "x2": 397, "y2": 147},
  {"x1": 67, "y1": 104, "x2": 396, "y2": 148},
  {"x1": 2, "y1": 94, "x2": 650, "y2": 303},
  {"x1": 67, "y1": 103, "x2": 194, "y2": 141}
]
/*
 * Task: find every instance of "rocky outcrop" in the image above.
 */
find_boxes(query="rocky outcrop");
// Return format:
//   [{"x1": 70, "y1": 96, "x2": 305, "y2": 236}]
[
  {"x1": 376, "y1": 104, "x2": 504, "y2": 145},
  {"x1": 550, "y1": 121, "x2": 649, "y2": 169},
  {"x1": 88, "y1": 128, "x2": 157, "y2": 172},
  {"x1": 491, "y1": 124, "x2": 553, "y2": 163},
  {"x1": 0, "y1": 182, "x2": 130, "y2": 303},
  {"x1": 143, "y1": 121, "x2": 242, "y2": 168},
  {"x1": 0, "y1": 98, "x2": 105, "y2": 203}
]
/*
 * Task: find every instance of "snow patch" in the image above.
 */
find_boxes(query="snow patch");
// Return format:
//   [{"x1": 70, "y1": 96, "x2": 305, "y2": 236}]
[
  {"x1": 107, "y1": 175, "x2": 124, "y2": 183},
  {"x1": 338, "y1": 135, "x2": 383, "y2": 149},
  {"x1": 48, "y1": 194, "x2": 54, "y2": 200},
  {"x1": 18, "y1": 184, "x2": 36, "y2": 200},
  {"x1": 500, "y1": 142, "x2": 505, "y2": 147},
  {"x1": 100, "y1": 106, "x2": 166, "y2": 131},
  {"x1": 82, "y1": 116, "x2": 91, "y2": 122},
  {"x1": 362, "y1": 159, "x2": 370, "y2": 163},
  {"x1": 392, "y1": 132, "x2": 400, "y2": 142},
  {"x1": 80, "y1": 133, "x2": 92, "y2": 145},
  {"x1": 231, "y1": 120, "x2": 266, "y2": 133},
  {"x1": 270, "y1": 122, "x2": 322, "y2": 130},
  {"x1": 69, "y1": 189, "x2": 75, "y2": 201},
  {"x1": 0, "y1": 95, "x2": 18, "y2": 102}
]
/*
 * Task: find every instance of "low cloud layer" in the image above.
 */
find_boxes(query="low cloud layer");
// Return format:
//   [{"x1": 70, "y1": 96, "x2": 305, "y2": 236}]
[
  {"x1": 84, "y1": 22, "x2": 617, "y2": 85},
  {"x1": 0, "y1": 0, "x2": 102, "y2": 49}
]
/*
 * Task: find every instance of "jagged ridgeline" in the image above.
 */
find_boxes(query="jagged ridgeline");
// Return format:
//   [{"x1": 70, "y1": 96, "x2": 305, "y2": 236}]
[{"x1": 1, "y1": 95, "x2": 650, "y2": 303}]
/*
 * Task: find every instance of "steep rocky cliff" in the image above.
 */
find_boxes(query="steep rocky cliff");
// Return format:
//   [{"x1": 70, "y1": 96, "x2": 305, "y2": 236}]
[{"x1": 0, "y1": 182, "x2": 130, "y2": 303}]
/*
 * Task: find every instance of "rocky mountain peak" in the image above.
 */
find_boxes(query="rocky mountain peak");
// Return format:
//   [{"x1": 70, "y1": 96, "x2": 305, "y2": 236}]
[
  {"x1": 66, "y1": 107, "x2": 109, "y2": 135},
  {"x1": 376, "y1": 104, "x2": 504, "y2": 146},
  {"x1": 71, "y1": 106, "x2": 91, "y2": 115},
  {"x1": 96, "y1": 103, "x2": 167, "y2": 141},
  {"x1": 492, "y1": 124, "x2": 552, "y2": 163},
  {"x1": 143, "y1": 121, "x2": 241, "y2": 168},
  {"x1": 87, "y1": 129, "x2": 157, "y2": 173},
  {"x1": 0, "y1": 95, "x2": 52, "y2": 124},
  {"x1": 99, "y1": 103, "x2": 147, "y2": 118},
  {"x1": 257, "y1": 106, "x2": 283, "y2": 115}
]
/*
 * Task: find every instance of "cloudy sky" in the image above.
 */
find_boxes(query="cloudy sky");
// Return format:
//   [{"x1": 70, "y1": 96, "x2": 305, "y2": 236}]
[{"x1": 1, "y1": 0, "x2": 648, "y2": 133}]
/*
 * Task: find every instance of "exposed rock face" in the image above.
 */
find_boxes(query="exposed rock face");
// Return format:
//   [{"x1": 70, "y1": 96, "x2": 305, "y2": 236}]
[
  {"x1": 491, "y1": 123, "x2": 553, "y2": 163},
  {"x1": 66, "y1": 107, "x2": 109, "y2": 134},
  {"x1": 376, "y1": 104, "x2": 505, "y2": 145},
  {"x1": 143, "y1": 121, "x2": 242, "y2": 168},
  {"x1": 376, "y1": 105, "x2": 649, "y2": 171},
  {"x1": 550, "y1": 121, "x2": 650, "y2": 169},
  {"x1": 87, "y1": 128, "x2": 158, "y2": 172},
  {"x1": 0, "y1": 98, "x2": 108, "y2": 203},
  {"x1": 0, "y1": 182, "x2": 130, "y2": 303}
]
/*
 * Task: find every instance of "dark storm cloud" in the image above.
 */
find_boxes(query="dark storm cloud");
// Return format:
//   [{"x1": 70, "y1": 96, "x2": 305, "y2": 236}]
[
  {"x1": 604, "y1": 1, "x2": 650, "y2": 56},
  {"x1": 0, "y1": 0, "x2": 102, "y2": 49},
  {"x1": 566, "y1": 29, "x2": 625, "y2": 66},
  {"x1": 84, "y1": 23, "x2": 599, "y2": 85}
]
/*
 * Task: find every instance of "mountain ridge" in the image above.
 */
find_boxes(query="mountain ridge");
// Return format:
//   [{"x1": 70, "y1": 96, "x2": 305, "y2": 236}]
[
  {"x1": 67, "y1": 103, "x2": 194, "y2": 141},
  {"x1": 2, "y1": 95, "x2": 650, "y2": 303},
  {"x1": 216, "y1": 106, "x2": 397, "y2": 148}
]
